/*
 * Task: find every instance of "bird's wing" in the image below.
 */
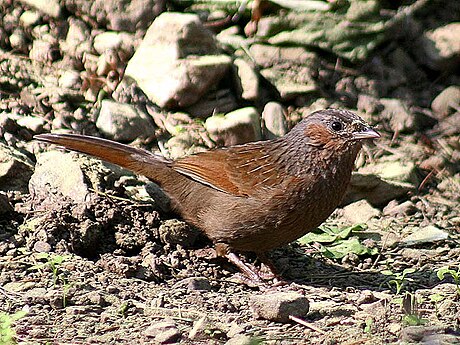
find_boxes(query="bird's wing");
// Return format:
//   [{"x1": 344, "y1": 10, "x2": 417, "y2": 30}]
[{"x1": 171, "y1": 142, "x2": 282, "y2": 197}]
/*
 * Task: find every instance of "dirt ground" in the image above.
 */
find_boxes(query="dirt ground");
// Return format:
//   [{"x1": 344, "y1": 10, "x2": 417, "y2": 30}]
[{"x1": 1, "y1": 1, "x2": 460, "y2": 344}]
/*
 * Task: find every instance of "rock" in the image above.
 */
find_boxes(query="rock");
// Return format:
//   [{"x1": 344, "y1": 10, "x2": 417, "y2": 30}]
[
  {"x1": 343, "y1": 199, "x2": 380, "y2": 224},
  {"x1": 61, "y1": 18, "x2": 92, "y2": 58},
  {"x1": 165, "y1": 132, "x2": 201, "y2": 160},
  {"x1": 20, "y1": 11, "x2": 41, "y2": 27},
  {"x1": 380, "y1": 99, "x2": 416, "y2": 132},
  {"x1": 125, "y1": 13, "x2": 231, "y2": 109},
  {"x1": 29, "y1": 39, "x2": 59, "y2": 63},
  {"x1": 431, "y1": 86, "x2": 460, "y2": 119},
  {"x1": 249, "y1": 44, "x2": 317, "y2": 68},
  {"x1": 173, "y1": 277, "x2": 212, "y2": 291},
  {"x1": 184, "y1": 89, "x2": 238, "y2": 118},
  {"x1": 225, "y1": 335, "x2": 256, "y2": 345},
  {"x1": 0, "y1": 192, "x2": 13, "y2": 215},
  {"x1": 21, "y1": 0, "x2": 62, "y2": 18},
  {"x1": 29, "y1": 151, "x2": 88, "y2": 204},
  {"x1": 402, "y1": 225, "x2": 449, "y2": 246},
  {"x1": 260, "y1": 67, "x2": 318, "y2": 101},
  {"x1": 344, "y1": 172, "x2": 414, "y2": 207},
  {"x1": 418, "y1": 22, "x2": 460, "y2": 71},
  {"x1": 358, "y1": 160, "x2": 418, "y2": 185},
  {"x1": 158, "y1": 219, "x2": 199, "y2": 248},
  {"x1": 256, "y1": 16, "x2": 288, "y2": 37},
  {"x1": 401, "y1": 325, "x2": 458, "y2": 344},
  {"x1": 143, "y1": 319, "x2": 181, "y2": 344},
  {"x1": 262, "y1": 102, "x2": 288, "y2": 139},
  {"x1": 16, "y1": 116, "x2": 45, "y2": 133},
  {"x1": 250, "y1": 292, "x2": 309, "y2": 323},
  {"x1": 436, "y1": 111, "x2": 460, "y2": 136},
  {"x1": 93, "y1": 31, "x2": 135, "y2": 55},
  {"x1": 233, "y1": 58, "x2": 259, "y2": 101},
  {"x1": 383, "y1": 200, "x2": 417, "y2": 216},
  {"x1": 59, "y1": 70, "x2": 82, "y2": 89},
  {"x1": 96, "y1": 99, "x2": 155, "y2": 141},
  {"x1": 9, "y1": 29, "x2": 28, "y2": 53},
  {"x1": 205, "y1": 107, "x2": 262, "y2": 146},
  {"x1": 0, "y1": 143, "x2": 34, "y2": 193},
  {"x1": 33, "y1": 241, "x2": 51, "y2": 253}
]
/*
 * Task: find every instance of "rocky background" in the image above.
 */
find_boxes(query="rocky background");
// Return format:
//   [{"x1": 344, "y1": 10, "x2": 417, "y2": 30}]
[{"x1": 1, "y1": 0, "x2": 460, "y2": 344}]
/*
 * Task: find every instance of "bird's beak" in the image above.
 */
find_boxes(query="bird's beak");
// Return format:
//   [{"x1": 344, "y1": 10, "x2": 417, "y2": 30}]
[{"x1": 352, "y1": 127, "x2": 380, "y2": 140}]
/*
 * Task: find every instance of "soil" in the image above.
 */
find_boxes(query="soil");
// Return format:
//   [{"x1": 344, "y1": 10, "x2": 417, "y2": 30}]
[{"x1": 1, "y1": 1, "x2": 460, "y2": 345}]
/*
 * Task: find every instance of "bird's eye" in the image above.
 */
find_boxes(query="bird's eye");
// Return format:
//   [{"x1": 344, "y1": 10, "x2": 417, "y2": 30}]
[{"x1": 331, "y1": 121, "x2": 343, "y2": 131}]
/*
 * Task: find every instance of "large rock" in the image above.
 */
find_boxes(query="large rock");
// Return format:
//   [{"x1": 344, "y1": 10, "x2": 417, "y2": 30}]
[
  {"x1": 205, "y1": 107, "x2": 262, "y2": 146},
  {"x1": 418, "y1": 22, "x2": 460, "y2": 71},
  {"x1": 96, "y1": 99, "x2": 155, "y2": 141},
  {"x1": 250, "y1": 292, "x2": 309, "y2": 323},
  {"x1": 431, "y1": 86, "x2": 460, "y2": 119},
  {"x1": 0, "y1": 143, "x2": 34, "y2": 193},
  {"x1": 344, "y1": 172, "x2": 414, "y2": 207},
  {"x1": 261, "y1": 102, "x2": 288, "y2": 139},
  {"x1": 29, "y1": 151, "x2": 89, "y2": 204},
  {"x1": 125, "y1": 13, "x2": 232, "y2": 109}
]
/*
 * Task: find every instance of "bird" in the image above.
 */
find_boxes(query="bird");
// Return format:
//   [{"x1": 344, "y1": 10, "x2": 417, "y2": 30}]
[{"x1": 34, "y1": 109, "x2": 379, "y2": 283}]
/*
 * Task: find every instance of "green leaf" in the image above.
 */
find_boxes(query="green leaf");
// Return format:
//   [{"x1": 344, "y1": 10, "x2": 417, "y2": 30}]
[
  {"x1": 320, "y1": 238, "x2": 377, "y2": 259},
  {"x1": 298, "y1": 224, "x2": 367, "y2": 244}
]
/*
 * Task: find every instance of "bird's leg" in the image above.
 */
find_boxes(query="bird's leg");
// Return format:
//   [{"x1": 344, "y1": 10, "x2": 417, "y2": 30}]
[
  {"x1": 256, "y1": 253, "x2": 289, "y2": 285},
  {"x1": 215, "y1": 243, "x2": 264, "y2": 284}
]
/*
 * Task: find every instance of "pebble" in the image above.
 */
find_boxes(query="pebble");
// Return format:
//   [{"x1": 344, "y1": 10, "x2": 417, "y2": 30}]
[
  {"x1": 431, "y1": 85, "x2": 460, "y2": 119},
  {"x1": 343, "y1": 199, "x2": 380, "y2": 224},
  {"x1": 250, "y1": 292, "x2": 309, "y2": 323},
  {"x1": 143, "y1": 320, "x2": 181, "y2": 344},
  {"x1": 262, "y1": 102, "x2": 288, "y2": 139},
  {"x1": 96, "y1": 100, "x2": 155, "y2": 141},
  {"x1": 205, "y1": 107, "x2": 262, "y2": 146}
]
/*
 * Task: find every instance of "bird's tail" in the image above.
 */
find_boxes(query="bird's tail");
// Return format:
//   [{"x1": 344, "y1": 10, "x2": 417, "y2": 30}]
[{"x1": 34, "y1": 134, "x2": 172, "y2": 182}]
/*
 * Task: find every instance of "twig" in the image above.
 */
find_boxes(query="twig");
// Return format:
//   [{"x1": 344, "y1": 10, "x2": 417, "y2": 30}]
[{"x1": 289, "y1": 315, "x2": 326, "y2": 335}]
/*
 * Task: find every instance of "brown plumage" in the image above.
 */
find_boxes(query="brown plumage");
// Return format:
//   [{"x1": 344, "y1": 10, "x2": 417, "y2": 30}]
[{"x1": 35, "y1": 109, "x2": 379, "y2": 282}]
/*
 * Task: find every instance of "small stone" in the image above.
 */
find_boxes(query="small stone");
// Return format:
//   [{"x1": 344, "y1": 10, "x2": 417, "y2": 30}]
[
  {"x1": 402, "y1": 225, "x2": 449, "y2": 246},
  {"x1": 233, "y1": 58, "x2": 259, "y2": 101},
  {"x1": 173, "y1": 277, "x2": 212, "y2": 291},
  {"x1": 158, "y1": 219, "x2": 199, "y2": 248},
  {"x1": 380, "y1": 99, "x2": 415, "y2": 133},
  {"x1": 344, "y1": 172, "x2": 414, "y2": 206},
  {"x1": 250, "y1": 292, "x2": 309, "y2": 323},
  {"x1": 9, "y1": 29, "x2": 28, "y2": 53},
  {"x1": 383, "y1": 200, "x2": 417, "y2": 216},
  {"x1": 401, "y1": 325, "x2": 454, "y2": 343},
  {"x1": 0, "y1": 143, "x2": 34, "y2": 193},
  {"x1": 343, "y1": 199, "x2": 380, "y2": 224},
  {"x1": 29, "y1": 151, "x2": 88, "y2": 204},
  {"x1": 93, "y1": 31, "x2": 135, "y2": 55},
  {"x1": 20, "y1": 11, "x2": 41, "y2": 27},
  {"x1": 17, "y1": 116, "x2": 45, "y2": 133},
  {"x1": 431, "y1": 86, "x2": 460, "y2": 119},
  {"x1": 96, "y1": 100, "x2": 155, "y2": 141},
  {"x1": 358, "y1": 160, "x2": 418, "y2": 184},
  {"x1": 262, "y1": 102, "x2": 288, "y2": 139},
  {"x1": 205, "y1": 107, "x2": 262, "y2": 146},
  {"x1": 418, "y1": 23, "x2": 460, "y2": 71},
  {"x1": 29, "y1": 39, "x2": 59, "y2": 63},
  {"x1": 21, "y1": 0, "x2": 62, "y2": 18},
  {"x1": 59, "y1": 70, "x2": 81, "y2": 89},
  {"x1": 355, "y1": 290, "x2": 377, "y2": 305},
  {"x1": 225, "y1": 335, "x2": 256, "y2": 345},
  {"x1": 388, "y1": 322, "x2": 402, "y2": 335},
  {"x1": 33, "y1": 241, "x2": 51, "y2": 253},
  {"x1": 143, "y1": 320, "x2": 181, "y2": 344}
]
